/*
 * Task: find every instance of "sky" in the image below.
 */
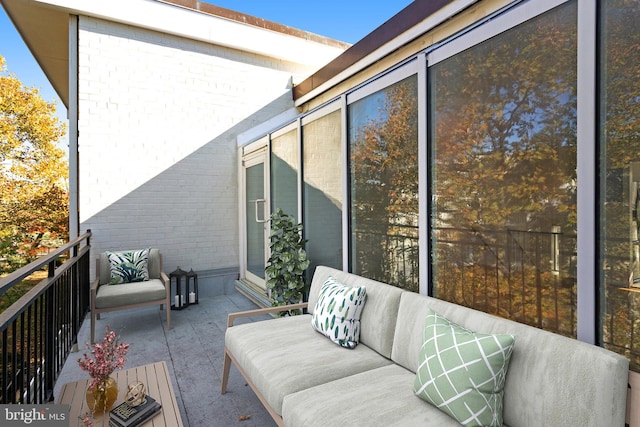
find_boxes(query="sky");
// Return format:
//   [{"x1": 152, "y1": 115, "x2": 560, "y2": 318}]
[{"x1": 0, "y1": 0, "x2": 413, "y2": 151}]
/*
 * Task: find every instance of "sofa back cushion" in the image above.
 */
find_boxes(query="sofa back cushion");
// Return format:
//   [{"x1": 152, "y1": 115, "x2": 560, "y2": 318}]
[
  {"x1": 392, "y1": 291, "x2": 629, "y2": 427},
  {"x1": 308, "y1": 266, "x2": 403, "y2": 359},
  {"x1": 99, "y1": 248, "x2": 161, "y2": 285}
]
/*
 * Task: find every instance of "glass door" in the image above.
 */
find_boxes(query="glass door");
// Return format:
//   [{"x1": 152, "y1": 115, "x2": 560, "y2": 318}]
[{"x1": 243, "y1": 145, "x2": 269, "y2": 290}]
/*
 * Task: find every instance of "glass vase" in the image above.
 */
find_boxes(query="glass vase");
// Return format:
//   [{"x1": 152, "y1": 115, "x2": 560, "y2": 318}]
[{"x1": 85, "y1": 377, "x2": 118, "y2": 415}]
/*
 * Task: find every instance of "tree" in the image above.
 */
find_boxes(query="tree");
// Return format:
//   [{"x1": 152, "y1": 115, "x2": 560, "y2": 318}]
[{"x1": 0, "y1": 55, "x2": 68, "y2": 273}]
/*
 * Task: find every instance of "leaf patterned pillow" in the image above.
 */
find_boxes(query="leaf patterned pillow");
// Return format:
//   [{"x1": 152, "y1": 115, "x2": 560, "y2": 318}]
[
  {"x1": 106, "y1": 249, "x2": 150, "y2": 285},
  {"x1": 311, "y1": 276, "x2": 367, "y2": 349}
]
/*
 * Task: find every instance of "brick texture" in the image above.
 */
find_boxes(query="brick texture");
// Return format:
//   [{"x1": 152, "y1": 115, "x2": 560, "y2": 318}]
[{"x1": 78, "y1": 17, "x2": 315, "y2": 278}]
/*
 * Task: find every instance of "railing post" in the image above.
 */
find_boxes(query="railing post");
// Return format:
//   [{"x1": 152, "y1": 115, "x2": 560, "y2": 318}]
[
  {"x1": 48, "y1": 261, "x2": 55, "y2": 279},
  {"x1": 44, "y1": 285, "x2": 55, "y2": 401},
  {"x1": 71, "y1": 242, "x2": 78, "y2": 352}
]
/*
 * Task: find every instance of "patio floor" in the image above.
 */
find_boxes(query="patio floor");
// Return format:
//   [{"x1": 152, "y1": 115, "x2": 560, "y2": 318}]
[{"x1": 53, "y1": 290, "x2": 276, "y2": 427}]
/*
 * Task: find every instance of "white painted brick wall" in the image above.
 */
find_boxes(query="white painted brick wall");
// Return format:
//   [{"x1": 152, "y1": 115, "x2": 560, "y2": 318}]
[{"x1": 77, "y1": 17, "x2": 316, "y2": 278}]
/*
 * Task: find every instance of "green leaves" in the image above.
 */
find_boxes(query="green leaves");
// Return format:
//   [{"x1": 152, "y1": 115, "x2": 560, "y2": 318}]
[{"x1": 265, "y1": 209, "x2": 310, "y2": 316}]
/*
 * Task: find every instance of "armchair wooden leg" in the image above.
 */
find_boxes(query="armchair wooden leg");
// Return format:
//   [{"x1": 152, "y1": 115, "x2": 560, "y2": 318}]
[
  {"x1": 90, "y1": 311, "x2": 95, "y2": 344},
  {"x1": 221, "y1": 350, "x2": 231, "y2": 394},
  {"x1": 166, "y1": 303, "x2": 171, "y2": 329}
]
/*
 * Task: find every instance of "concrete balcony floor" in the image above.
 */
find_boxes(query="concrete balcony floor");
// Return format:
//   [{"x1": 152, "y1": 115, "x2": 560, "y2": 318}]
[{"x1": 54, "y1": 290, "x2": 276, "y2": 427}]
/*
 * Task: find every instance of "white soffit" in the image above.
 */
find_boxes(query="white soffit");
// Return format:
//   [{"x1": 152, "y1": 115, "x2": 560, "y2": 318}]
[
  {"x1": 237, "y1": 108, "x2": 299, "y2": 147},
  {"x1": 33, "y1": 0, "x2": 346, "y2": 67}
]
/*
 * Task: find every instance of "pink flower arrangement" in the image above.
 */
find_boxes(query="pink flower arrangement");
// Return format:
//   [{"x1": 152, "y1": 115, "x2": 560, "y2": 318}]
[
  {"x1": 78, "y1": 325, "x2": 130, "y2": 389},
  {"x1": 79, "y1": 413, "x2": 94, "y2": 427}
]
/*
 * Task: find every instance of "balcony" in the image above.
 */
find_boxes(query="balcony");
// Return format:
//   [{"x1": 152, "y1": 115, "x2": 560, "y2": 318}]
[
  {"x1": 0, "y1": 232, "x2": 276, "y2": 426},
  {"x1": 56, "y1": 284, "x2": 275, "y2": 426},
  {"x1": 1, "y1": 231, "x2": 639, "y2": 426}
]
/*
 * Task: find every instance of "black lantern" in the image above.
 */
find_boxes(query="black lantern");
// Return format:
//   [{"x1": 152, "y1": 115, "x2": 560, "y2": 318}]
[
  {"x1": 170, "y1": 266, "x2": 198, "y2": 310},
  {"x1": 170, "y1": 267, "x2": 188, "y2": 310},
  {"x1": 186, "y1": 268, "x2": 199, "y2": 305}
]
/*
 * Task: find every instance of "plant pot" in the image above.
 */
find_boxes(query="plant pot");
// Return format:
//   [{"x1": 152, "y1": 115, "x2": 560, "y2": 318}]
[{"x1": 85, "y1": 377, "x2": 118, "y2": 415}]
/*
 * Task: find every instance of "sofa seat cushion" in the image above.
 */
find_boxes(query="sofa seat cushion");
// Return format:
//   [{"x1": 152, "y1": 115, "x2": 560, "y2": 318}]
[
  {"x1": 282, "y1": 364, "x2": 461, "y2": 427},
  {"x1": 95, "y1": 279, "x2": 166, "y2": 309},
  {"x1": 225, "y1": 314, "x2": 392, "y2": 416}
]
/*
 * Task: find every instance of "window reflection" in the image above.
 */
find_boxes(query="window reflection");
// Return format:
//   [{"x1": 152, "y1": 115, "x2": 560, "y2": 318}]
[
  {"x1": 430, "y1": 2, "x2": 578, "y2": 336},
  {"x1": 348, "y1": 75, "x2": 419, "y2": 291},
  {"x1": 303, "y1": 109, "x2": 343, "y2": 273},
  {"x1": 600, "y1": 0, "x2": 640, "y2": 371},
  {"x1": 271, "y1": 129, "x2": 298, "y2": 220}
]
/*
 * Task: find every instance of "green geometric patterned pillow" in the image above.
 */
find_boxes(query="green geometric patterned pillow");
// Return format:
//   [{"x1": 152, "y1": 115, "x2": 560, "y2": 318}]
[
  {"x1": 106, "y1": 249, "x2": 150, "y2": 285},
  {"x1": 311, "y1": 276, "x2": 367, "y2": 349},
  {"x1": 413, "y1": 308, "x2": 515, "y2": 427}
]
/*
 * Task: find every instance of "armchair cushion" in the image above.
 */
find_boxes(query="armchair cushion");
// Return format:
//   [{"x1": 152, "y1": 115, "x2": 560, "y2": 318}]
[
  {"x1": 100, "y1": 248, "x2": 161, "y2": 285},
  {"x1": 95, "y1": 278, "x2": 167, "y2": 309},
  {"x1": 106, "y1": 249, "x2": 150, "y2": 284}
]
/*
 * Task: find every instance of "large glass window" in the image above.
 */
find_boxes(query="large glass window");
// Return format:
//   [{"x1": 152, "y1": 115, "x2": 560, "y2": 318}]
[
  {"x1": 599, "y1": 0, "x2": 640, "y2": 370},
  {"x1": 270, "y1": 127, "x2": 298, "y2": 220},
  {"x1": 303, "y1": 108, "x2": 343, "y2": 273},
  {"x1": 430, "y1": 2, "x2": 577, "y2": 336},
  {"x1": 348, "y1": 74, "x2": 419, "y2": 291}
]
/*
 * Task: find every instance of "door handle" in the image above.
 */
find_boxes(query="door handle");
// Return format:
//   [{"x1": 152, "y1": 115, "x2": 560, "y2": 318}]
[{"x1": 255, "y1": 199, "x2": 267, "y2": 223}]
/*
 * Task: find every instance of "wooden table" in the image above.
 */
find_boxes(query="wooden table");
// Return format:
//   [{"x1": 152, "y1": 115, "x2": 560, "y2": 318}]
[{"x1": 57, "y1": 361, "x2": 184, "y2": 426}]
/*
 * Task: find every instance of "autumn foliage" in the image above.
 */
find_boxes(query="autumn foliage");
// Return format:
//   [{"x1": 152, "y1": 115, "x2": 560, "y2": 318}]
[{"x1": 0, "y1": 55, "x2": 68, "y2": 273}]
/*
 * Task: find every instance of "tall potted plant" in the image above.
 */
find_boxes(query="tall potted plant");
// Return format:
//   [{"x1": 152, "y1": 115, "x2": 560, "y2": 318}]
[{"x1": 265, "y1": 209, "x2": 310, "y2": 316}]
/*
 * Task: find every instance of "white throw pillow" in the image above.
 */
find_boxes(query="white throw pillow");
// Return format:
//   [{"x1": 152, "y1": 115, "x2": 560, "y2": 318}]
[{"x1": 311, "y1": 276, "x2": 367, "y2": 349}]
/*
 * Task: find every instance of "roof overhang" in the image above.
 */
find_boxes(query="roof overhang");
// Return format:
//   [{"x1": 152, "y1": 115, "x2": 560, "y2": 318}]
[
  {"x1": 293, "y1": 0, "x2": 477, "y2": 106},
  {"x1": 1, "y1": 0, "x2": 70, "y2": 107},
  {"x1": 1, "y1": 0, "x2": 350, "y2": 109}
]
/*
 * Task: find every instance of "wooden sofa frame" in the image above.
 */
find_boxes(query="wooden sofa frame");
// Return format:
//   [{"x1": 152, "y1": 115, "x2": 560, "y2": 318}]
[{"x1": 221, "y1": 302, "x2": 307, "y2": 426}]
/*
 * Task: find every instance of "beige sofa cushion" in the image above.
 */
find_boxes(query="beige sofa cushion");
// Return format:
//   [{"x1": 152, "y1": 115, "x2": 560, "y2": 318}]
[
  {"x1": 308, "y1": 266, "x2": 403, "y2": 358},
  {"x1": 95, "y1": 278, "x2": 167, "y2": 309},
  {"x1": 225, "y1": 314, "x2": 392, "y2": 416},
  {"x1": 282, "y1": 364, "x2": 460, "y2": 427}
]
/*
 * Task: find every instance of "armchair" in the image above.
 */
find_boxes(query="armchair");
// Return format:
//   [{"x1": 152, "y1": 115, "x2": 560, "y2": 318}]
[{"x1": 90, "y1": 248, "x2": 171, "y2": 343}]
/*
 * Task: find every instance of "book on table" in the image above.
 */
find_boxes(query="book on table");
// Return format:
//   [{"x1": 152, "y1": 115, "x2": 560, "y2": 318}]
[
  {"x1": 109, "y1": 395, "x2": 162, "y2": 427},
  {"x1": 108, "y1": 404, "x2": 161, "y2": 427}
]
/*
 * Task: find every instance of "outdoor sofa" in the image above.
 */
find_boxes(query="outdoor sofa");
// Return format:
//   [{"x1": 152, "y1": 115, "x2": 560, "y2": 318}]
[{"x1": 221, "y1": 265, "x2": 629, "y2": 426}]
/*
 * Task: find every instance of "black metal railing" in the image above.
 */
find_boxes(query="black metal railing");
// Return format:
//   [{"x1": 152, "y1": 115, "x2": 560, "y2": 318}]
[
  {"x1": 354, "y1": 224, "x2": 419, "y2": 292},
  {"x1": 434, "y1": 226, "x2": 577, "y2": 337},
  {"x1": 599, "y1": 236, "x2": 640, "y2": 371},
  {"x1": 0, "y1": 231, "x2": 91, "y2": 404},
  {"x1": 354, "y1": 224, "x2": 577, "y2": 337}
]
